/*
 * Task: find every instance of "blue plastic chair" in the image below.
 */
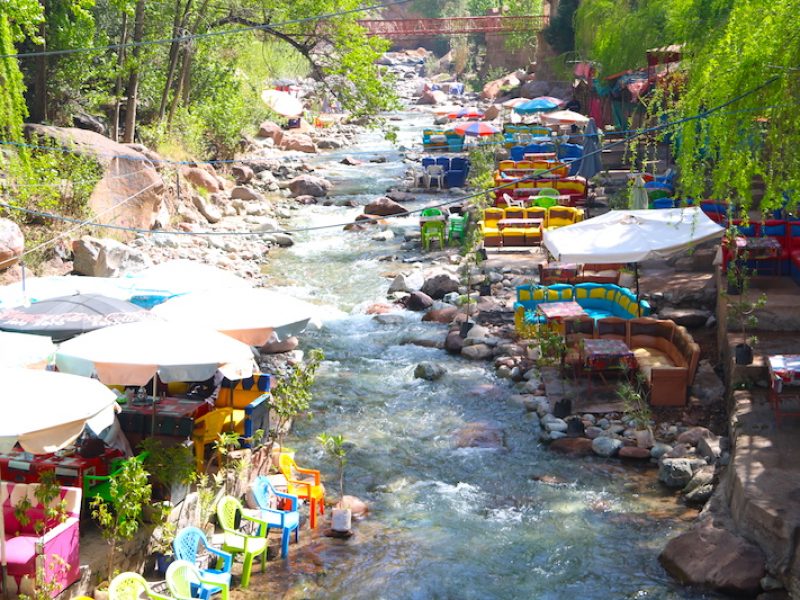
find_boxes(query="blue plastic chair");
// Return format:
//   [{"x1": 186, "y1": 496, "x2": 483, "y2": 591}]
[
  {"x1": 451, "y1": 157, "x2": 468, "y2": 171},
  {"x1": 173, "y1": 527, "x2": 232, "y2": 599},
  {"x1": 651, "y1": 197, "x2": 676, "y2": 209},
  {"x1": 251, "y1": 476, "x2": 300, "y2": 559},
  {"x1": 509, "y1": 146, "x2": 525, "y2": 161},
  {"x1": 435, "y1": 156, "x2": 450, "y2": 170}
]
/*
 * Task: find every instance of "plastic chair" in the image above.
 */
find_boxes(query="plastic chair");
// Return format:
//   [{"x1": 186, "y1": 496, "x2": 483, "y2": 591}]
[
  {"x1": 216, "y1": 496, "x2": 268, "y2": 588},
  {"x1": 278, "y1": 453, "x2": 326, "y2": 529},
  {"x1": 421, "y1": 157, "x2": 435, "y2": 168},
  {"x1": 192, "y1": 408, "x2": 244, "y2": 472},
  {"x1": 423, "y1": 165, "x2": 445, "y2": 189},
  {"x1": 251, "y1": 476, "x2": 300, "y2": 558},
  {"x1": 435, "y1": 156, "x2": 450, "y2": 170},
  {"x1": 166, "y1": 560, "x2": 223, "y2": 600},
  {"x1": 538, "y1": 187, "x2": 560, "y2": 197},
  {"x1": 421, "y1": 221, "x2": 446, "y2": 251},
  {"x1": 448, "y1": 215, "x2": 467, "y2": 245},
  {"x1": 173, "y1": 527, "x2": 232, "y2": 598},
  {"x1": 109, "y1": 572, "x2": 149, "y2": 600},
  {"x1": 451, "y1": 157, "x2": 468, "y2": 171},
  {"x1": 84, "y1": 452, "x2": 149, "y2": 503},
  {"x1": 420, "y1": 207, "x2": 443, "y2": 218},
  {"x1": 534, "y1": 196, "x2": 558, "y2": 209}
]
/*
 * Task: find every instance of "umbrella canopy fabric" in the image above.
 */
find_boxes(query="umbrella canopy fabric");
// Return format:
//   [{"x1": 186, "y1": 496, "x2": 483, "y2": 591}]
[
  {"x1": 55, "y1": 321, "x2": 256, "y2": 386},
  {"x1": 261, "y1": 89, "x2": 303, "y2": 117},
  {"x1": 514, "y1": 98, "x2": 559, "y2": 114},
  {"x1": 541, "y1": 110, "x2": 590, "y2": 126},
  {"x1": 452, "y1": 121, "x2": 500, "y2": 137},
  {"x1": 501, "y1": 97, "x2": 529, "y2": 108},
  {"x1": 151, "y1": 288, "x2": 317, "y2": 346},
  {"x1": 629, "y1": 174, "x2": 650, "y2": 210},
  {"x1": 0, "y1": 368, "x2": 117, "y2": 454},
  {"x1": 576, "y1": 118, "x2": 603, "y2": 180},
  {"x1": 0, "y1": 275, "x2": 130, "y2": 309},
  {"x1": 432, "y1": 104, "x2": 462, "y2": 116},
  {"x1": 447, "y1": 107, "x2": 484, "y2": 119},
  {"x1": 119, "y1": 260, "x2": 252, "y2": 308},
  {"x1": 542, "y1": 207, "x2": 725, "y2": 264},
  {"x1": 0, "y1": 331, "x2": 55, "y2": 367},
  {"x1": 0, "y1": 293, "x2": 155, "y2": 341}
]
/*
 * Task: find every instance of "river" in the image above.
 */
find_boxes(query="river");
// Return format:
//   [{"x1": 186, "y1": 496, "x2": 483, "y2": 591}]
[{"x1": 250, "y1": 111, "x2": 714, "y2": 599}]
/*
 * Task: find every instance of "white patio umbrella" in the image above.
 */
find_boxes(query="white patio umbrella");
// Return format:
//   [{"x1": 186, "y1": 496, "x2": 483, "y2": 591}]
[
  {"x1": 0, "y1": 367, "x2": 117, "y2": 596},
  {"x1": 261, "y1": 89, "x2": 304, "y2": 117},
  {"x1": 150, "y1": 288, "x2": 317, "y2": 346},
  {"x1": 0, "y1": 331, "x2": 55, "y2": 367},
  {"x1": 55, "y1": 321, "x2": 256, "y2": 386},
  {"x1": 540, "y1": 109, "x2": 591, "y2": 126}
]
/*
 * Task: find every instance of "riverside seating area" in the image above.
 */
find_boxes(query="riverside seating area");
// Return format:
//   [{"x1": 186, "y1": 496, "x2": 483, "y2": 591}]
[{"x1": 0, "y1": 261, "x2": 333, "y2": 599}]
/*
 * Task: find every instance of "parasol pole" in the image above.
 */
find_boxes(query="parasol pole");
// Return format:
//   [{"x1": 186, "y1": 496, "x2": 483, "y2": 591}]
[
  {"x1": 635, "y1": 263, "x2": 641, "y2": 317},
  {"x1": 151, "y1": 375, "x2": 158, "y2": 438}
]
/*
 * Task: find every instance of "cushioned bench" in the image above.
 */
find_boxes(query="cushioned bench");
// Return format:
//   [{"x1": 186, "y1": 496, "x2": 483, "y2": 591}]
[{"x1": 513, "y1": 283, "x2": 651, "y2": 331}]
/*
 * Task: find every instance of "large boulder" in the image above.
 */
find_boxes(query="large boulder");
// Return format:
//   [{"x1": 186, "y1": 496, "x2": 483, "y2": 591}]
[
  {"x1": 388, "y1": 272, "x2": 424, "y2": 293},
  {"x1": 191, "y1": 194, "x2": 222, "y2": 224},
  {"x1": 287, "y1": 175, "x2": 332, "y2": 198},
  {"x1": 481, "y1": 72, "x2": 520, "y2": 100},
  {"x1": 24, "y1": 125, "x2": 165, "y2": 237},
  {"x1": 549, "y1": 437, "x2": 594, "y2": 457},
  {"x1": 231, "y1": 165, "x2": 255, "y2": 184},
  {"x1": 690, "y1": 361, "x2": 725, "y2": 406},
  {"x1": 445, "y1": 330, "x2": 465, "y2": 354},
  {"x1": 364, "y1": 197, "x2": 408, "y2": 217},
  {"x1": 257, "y1": 120, "x2": 284, "y2": 143},
  {"x1": 519, "y1": 80, "x2": 551, "y2": 99},
  {"x1": 230, "y1": 186, "x2": 264, "y2": 202},
  {"x1": 659, "y1": 457, "x2": 702, "y2": 488},
  {"x1": 659, "y1": 524, "x2": 766, "y2": 596},
  {"x1": 0, "y1": 219, "x2": 24, "y2": 270},
  {"x1": 406, "y1": 291, "x2": 433, "y2": 311},
  {"x1": 182, "y1": 167, "x2": 221, "y2": 193},
  {"x1": 72, "y1": 235, "x2": 151, "y2": 277},
  {"x1": 418, "y1": 89, "x2": 448, "y2": 105},
  {"x1": 421, "y1": 273, "x2": 460, "y2": 299},
  {"x1": 280, "y1": 133, "x2": 317, "y2": 153}
]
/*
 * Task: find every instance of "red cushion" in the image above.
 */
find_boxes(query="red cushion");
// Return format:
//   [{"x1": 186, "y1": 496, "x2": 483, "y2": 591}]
[{"x1": 5, "y1": 535, "x2": 36, "y2": 575}]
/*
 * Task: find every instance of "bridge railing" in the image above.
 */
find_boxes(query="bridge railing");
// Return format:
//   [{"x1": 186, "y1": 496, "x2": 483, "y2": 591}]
[{"x1": 358, "y1": 15, "x2": 550, "y2": 37}]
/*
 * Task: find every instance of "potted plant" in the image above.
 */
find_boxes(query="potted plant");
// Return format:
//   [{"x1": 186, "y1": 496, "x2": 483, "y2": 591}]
[
  {"x1": 90, "y1": 457, "x2": 154, "y2": 593},
  {"x1": 617, "y1": 374, "x2": 654, "y2": 448},
  {"x1": 724, "y1": 267, "x2": 767, "y2": 365},
  {"x1": 139, "y1": 438, "x2": 195, "y2": 502},
  {"x1": 318, "y1": 432, "x2": 350, "y2": 533},
  {"x1": 269, "y1": 349, "x2": 324, "y2": 468}
]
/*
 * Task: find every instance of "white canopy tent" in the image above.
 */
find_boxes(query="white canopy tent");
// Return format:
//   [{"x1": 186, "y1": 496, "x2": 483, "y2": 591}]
[{"x1": 542, "y1": 207, "x2": 725, "y2": 264}]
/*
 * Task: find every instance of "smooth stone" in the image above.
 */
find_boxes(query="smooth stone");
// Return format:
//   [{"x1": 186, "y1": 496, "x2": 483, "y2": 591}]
[
  {"x1": 549, "y1": 437, "x2": 594, "y2": 457},
  {"x1": 414, "y1": 362, "x2": 446, "y2": 381},
  {"x1": 592, "y1": 437, "x2": 623, "y2": 457},
  {"x1": 618, "y1": 446, "x2": 651, "y2": 460}
]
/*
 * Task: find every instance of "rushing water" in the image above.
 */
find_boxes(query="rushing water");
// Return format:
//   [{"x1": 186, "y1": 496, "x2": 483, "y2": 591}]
[{"x1": 251, "y1": 112, "x2": 714, "y2": 600}]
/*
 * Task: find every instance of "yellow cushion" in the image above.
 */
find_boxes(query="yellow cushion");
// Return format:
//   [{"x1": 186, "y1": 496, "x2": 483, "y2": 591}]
[
  {"x1": 519, "y1": 289, "x2": 532, "y2": 302},
  {"x1": 589, "y1": 287, "x2": 606, "y2": 299}
]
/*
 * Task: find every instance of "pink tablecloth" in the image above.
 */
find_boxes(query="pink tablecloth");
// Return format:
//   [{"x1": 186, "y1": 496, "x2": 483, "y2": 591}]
[
  {"x1": 537, "y1": 301, "x2": 586, "y2": 321},
  {"x1": 583, "y1": 338, "x2": 636, "y2": 370}
]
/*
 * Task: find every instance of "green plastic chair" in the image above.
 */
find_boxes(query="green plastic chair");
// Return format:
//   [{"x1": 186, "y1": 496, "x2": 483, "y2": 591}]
[
  {"x1": 216, "y1": 496, "x2": 268, "y2": 588},
  {"x1": 421, "y1": 221, "x2": 446, "y2": 251},
  {"x1": 537, "y1": 187, "x2": 560, "y2": 197},
  {"x1": 448, "y1": 215, "x2": 467, "y2": 245},
  {"x1": 108, "y1": 572, "x2": 175, "y2": 600},
  {"x1": 166, "y1": 560, "x2": 225, "y2": 599},
  {"x1": 534, "y1": 196, "x2": 558, "y2": 208},
  {"x1": 84, "y1": 451, "x2": 149, "y2": 503},
  {"x1": 420, "y1": 207, "x2": 443, "y2": 218}
]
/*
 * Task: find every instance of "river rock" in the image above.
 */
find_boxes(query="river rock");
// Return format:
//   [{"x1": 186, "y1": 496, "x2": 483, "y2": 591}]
[
  {"x1": 421, "y1": 274, "x2": 460, "y2": 299},
  {"x1": 341, "y1": 156, "x2": 362, "y2": 166},
  {"x1": 288, "y1": 175, "x2": 332, "y2": 197},
  {"x1": 341, "y1": 495, "x2": 369, "y2": 518},
  {"x1": 182, "y1": 166, "x2": 221, "y2": 193},
  {"x1": 543, "y1": 417, "x2": 568, "y2": 433},
  {"x1": 676, "y1": 426, "x2": 713, "y2": 446},
  {"x1": 0, "y1": 219, "x2": 24, "y2": 270},
  {"x1": 445, "y1": 330, "x2": 465, "y2": 354},
  {"x1": 72, "y1": 235, "x2": 151, "y2": 277},
  {"x1": 650, "y1": 442, "x2": 673, "y2": 459},
  {"x1": 453, "y1": 421, "x2": 504, "y2": 449},
  {"x1": 389, "y1": 272, "x2": 424, "y2": 293},
  {"x1": 461, "y1": 344, "x2": 492, "y2": 360},
  {"x1": 272, "y1": 233, "x2": 294, "y2": 247},
  {"x1": 658, "y1": 307, "x2": 712, "y2": 329},
  {"x1": 519, "y1": 80, "x2": 551, "y2": 99},
  {"x1": 549, "y1": 437, "x2": 593, "y2": 457},
  {"x1": 418, "y1": 89, "x2": 448, "y2": 105},
  {"x1": 372, "y1": 230, "x2": 395, "y2": 242},
  {"x1": 231, "y1": 165, "x2": 254, "y2": 184},
  {"x1": 618, "y1": 446, "x2": 651, "y2": 460},
  {"x1": 659, "y1": 524, "x2": 766, "y2": 596},
  {"x1": 422, "y1": 306, "x2": 458, "y2": 323},
  {"x1": 365, "y1": 303, "x2": 393, "y2": 315},
  {"x1": 659, "y1": 457, "x2": 699, "y2": 488},
  {"x1": 257, "y1": 120, "x2": 284, "y2": 142},
  {"x1": 230, "y1": 186, "x2": 264, "y2": 202},
  {"x1": 280, "y1": 133, "x2": 317, "y2": 153},
  {"x1": 260, "y1": 336, "x2": 299, "y2": 354},
  {"x1": 414, "y1": 362, "x2": 445, "y2": 381},
  {"x1": 386, "y1": 191, "x2": 417, "y2": 202},
  {"x1": 191, "y1": 194, "x2": 222, "y2": 224},
  {"x1": 294, "y1": 195, "x2": 317, "y2": 205},
  {"x1": 406, "y1": 291, "x2": 433, "y2": 311},
  {"x1": 592, "y1": 437, "x2": 623, "y2": 457},
  {"x1": 690, "y1": 360, "x2": 725, "y2": 406},
  {"x1": 364, "y1": 197, "x2": 408, "y2": 217}
]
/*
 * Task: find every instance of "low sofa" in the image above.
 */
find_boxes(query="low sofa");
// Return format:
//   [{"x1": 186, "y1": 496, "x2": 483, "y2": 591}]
[
  {"x1": 514, "y1": 283, "x2": 651, "y2": 330},
  {"x1": 422, "y1": 129, "x2": 465, "y2": 153},
  {"x1": 1, "y1": 482, "x2": 82, "y2": 597},
  {"x1": 480, "y1": 206, "x2": 584, "y2": 248}
]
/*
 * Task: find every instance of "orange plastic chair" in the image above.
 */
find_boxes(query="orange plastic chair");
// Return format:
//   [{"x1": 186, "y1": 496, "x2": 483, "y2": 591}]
[{"x1": 278, "y1": 454, "x2": 325, "y2": 529}]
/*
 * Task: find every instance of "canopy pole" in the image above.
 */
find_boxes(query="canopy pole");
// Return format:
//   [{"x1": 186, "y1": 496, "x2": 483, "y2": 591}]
[{"x1": 635, "y1": 263, "x2": 641, "y2": 317}]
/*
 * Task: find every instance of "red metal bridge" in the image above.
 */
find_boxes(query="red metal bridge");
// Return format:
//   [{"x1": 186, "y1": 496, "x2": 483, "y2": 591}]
[{"x1": 358, "y1": 15, "x2": 549, "y2": 37}]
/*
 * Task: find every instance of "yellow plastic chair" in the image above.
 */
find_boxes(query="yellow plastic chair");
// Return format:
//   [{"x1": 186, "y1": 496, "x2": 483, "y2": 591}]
[
  {"x1": 192, "y1": 408, "x2": 246, "y2": 472},
  {"x1": 216, "y1": 496, "x2": 268, "y2": 588},
  {"x1": 279, "y1": 454, "x2": 325, "y2": 529},
  {"x1": 108, "y1": 572, "x2": 175, "y2": 600}
]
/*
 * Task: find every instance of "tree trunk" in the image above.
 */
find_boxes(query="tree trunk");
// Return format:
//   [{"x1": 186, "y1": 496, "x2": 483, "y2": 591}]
[
  {"x1": 157, "y1": 0, "x2": 192, "y2": 122},
  {"x1": 111, "y1": 13, "x2": 129, "y2": 141},
  {"x1": 167, "y1": 0, "x2": 208, "y2": 127},
  {"x1": 122, "y1": 0, "x2": 146, "y2": 143}
]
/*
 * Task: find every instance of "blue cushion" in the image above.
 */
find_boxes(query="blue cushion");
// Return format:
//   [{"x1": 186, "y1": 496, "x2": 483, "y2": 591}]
[
  {"x1": 764, "y1": 224, "x2": 786, "y2": 237},
  {"x1": 584, "y1": 308, "x2": 613, "y2": 320},
  {"x1": 737, "y1": 224, "x2": 757, "y2": 236},
  {"x1": 523, "y1": 311, "x2": 545, "y2": 325}
]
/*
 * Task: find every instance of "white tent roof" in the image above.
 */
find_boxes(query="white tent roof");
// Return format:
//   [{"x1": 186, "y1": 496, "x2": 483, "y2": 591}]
[{"x1": 542, "y1": 207, "x2": 725, "y2": 263}]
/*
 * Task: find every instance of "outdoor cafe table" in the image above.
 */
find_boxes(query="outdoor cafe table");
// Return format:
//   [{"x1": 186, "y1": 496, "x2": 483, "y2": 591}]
[
  {"x1": 767, "y1": 354, "x2": 800, "y2": 426},
  {"x1": 498, "y1": 218, "x2": 543, "y2": 230},
  {"x1": 539, "y1": 262, "x2": 579, "y2": 284},
  {"x1": 0, "y1": 445, "x2": 123, "y2": 488},
  {"x1": 735, "y1": 236, "x2": 783, "y2": 274},
  {"x1": 537, "y1": 301, "x2": 586, "y2": 334},
  {"x1": 117, "y1": 396, "x2": 210, "y2": 438},
  {"x1": 580, "y1": 338, "x2": 637, "y2": 389}
]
